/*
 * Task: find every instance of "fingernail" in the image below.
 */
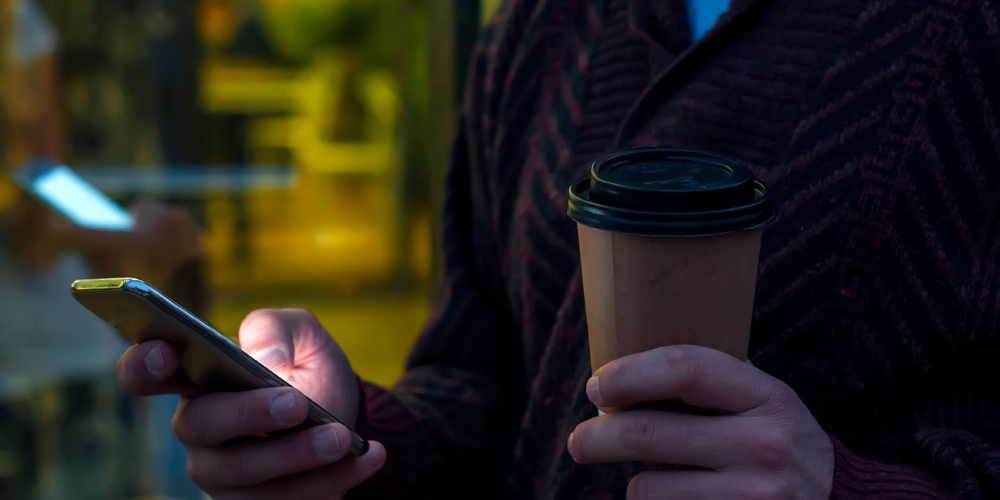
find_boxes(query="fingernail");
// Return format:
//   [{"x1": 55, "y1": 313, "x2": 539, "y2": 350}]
[
  {"x1": 145, "y1": 346, "x2": 166, "y2": 375},
  {"x1": 567, "y1": 432, "x2": 577, "y2": 459},
  {"x1": 251, "y1": 347, "x2": 290, "y2": 370},
  {"x1": 270, "y1": 392, "x2": 298, "y2": 423},
  {"x1": 586, "y1": 376, "x2": 602, "y2": 405},
  {"x1": 313, "y1": 425, "x2": 342, "y2": 460}
]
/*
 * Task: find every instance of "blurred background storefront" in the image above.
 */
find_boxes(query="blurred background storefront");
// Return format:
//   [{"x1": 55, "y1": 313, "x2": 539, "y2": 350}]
[{"x1": 0, "y1": 0, "x2": 501, "y2": 498}]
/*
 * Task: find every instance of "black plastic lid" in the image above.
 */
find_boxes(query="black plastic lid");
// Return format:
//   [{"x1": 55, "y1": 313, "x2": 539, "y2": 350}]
[{"x1": 568, "y1": 149, "x2": 775, "y2": 237}]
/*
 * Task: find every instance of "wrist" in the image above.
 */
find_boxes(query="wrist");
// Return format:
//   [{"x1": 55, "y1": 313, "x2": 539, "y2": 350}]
[
  {"x1": 829, "y1": 435, "x2": 945, "y2": 499},
  {"x1": 344, "y1": 381, "x2": 423, "y2": 500}
]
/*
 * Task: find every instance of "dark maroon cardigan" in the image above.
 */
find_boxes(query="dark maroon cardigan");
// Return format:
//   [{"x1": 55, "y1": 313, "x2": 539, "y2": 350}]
[{"x1": 350, "y1": 0, "x2": 1000, "y2": 498}]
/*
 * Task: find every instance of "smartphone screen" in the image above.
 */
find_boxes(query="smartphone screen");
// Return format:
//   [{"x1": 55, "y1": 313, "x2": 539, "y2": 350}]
[{"x1": 26, "y1": 164, "x2": 135, "y2": 231}]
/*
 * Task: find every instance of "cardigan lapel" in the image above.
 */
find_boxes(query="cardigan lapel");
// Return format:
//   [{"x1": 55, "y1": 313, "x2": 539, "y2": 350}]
[{"x1": 616, "y1": 0, "x2": 774, "y2": 147}]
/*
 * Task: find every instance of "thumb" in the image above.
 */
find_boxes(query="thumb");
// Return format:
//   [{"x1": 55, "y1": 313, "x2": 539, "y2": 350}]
[{"x1": 239, "y1": 309, "x2": 296, "y2": 372}]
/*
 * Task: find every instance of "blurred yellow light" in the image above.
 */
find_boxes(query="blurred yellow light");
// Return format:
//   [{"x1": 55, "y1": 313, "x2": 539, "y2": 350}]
[
  {"x1": 0, "y1": 180, "x2": 16, "y2": 212},
  {"x1": 482, "y1": 0, "x2": 502, "y2": 24},
  {"x1": 198, "y1": 1, "x2": 240, "y2": 47}
]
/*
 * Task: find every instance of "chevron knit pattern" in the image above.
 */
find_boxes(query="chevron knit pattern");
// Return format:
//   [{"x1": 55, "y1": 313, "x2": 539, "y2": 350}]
[{"x1": 347, "y1": 0, "x2": 1000, "y2": 499}]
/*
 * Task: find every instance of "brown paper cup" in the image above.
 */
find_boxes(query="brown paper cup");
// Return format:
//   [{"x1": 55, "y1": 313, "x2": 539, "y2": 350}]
[
  {"x1": 568, "y1": 149, "x2": 775, "y2": 377},
  {"x1": 579, "y1": 224, "x2": 764, "y2": 371}
]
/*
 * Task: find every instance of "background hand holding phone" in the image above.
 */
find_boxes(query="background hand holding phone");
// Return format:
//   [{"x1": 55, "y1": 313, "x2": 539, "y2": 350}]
[
  {"x1": 116, "y1": 308, "x2": 387, "y2": 499},
  {"x1": 72, "y1": 201, "x2": 201, "y2": 289},
  {"x1": 9, "y1": 161, "x2": 201, "y2": 288}
]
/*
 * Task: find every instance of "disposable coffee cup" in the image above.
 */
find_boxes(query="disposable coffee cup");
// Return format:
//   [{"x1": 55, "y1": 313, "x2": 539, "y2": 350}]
[{"x1": 568, "y1": 149, "x2": 775, "y2": 376}]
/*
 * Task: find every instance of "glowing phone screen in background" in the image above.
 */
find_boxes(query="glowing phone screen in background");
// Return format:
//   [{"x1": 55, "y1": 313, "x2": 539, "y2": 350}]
[{"x1": 32, "y1": 166, "x2": 135, "y2": 231}]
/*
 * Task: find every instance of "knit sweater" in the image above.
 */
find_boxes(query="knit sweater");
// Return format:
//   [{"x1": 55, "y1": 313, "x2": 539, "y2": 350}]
[{"x1": 349, "y1": 0, "x2": 1000, "y2": 498}]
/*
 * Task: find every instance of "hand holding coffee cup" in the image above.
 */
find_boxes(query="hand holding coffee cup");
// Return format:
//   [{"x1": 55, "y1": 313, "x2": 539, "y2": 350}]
[
  {"x1": 565, "y1": 149, "x2": 835, "y2": 499},
  {"x1": 567, "y1": 344, "x2": 837, "y2": 499}
]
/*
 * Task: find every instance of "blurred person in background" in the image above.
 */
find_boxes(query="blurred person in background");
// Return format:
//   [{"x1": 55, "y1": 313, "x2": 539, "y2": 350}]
[
  {"x1": 1, "y1": 0, "x2": 201, "y2": 286},
  {"x1": 117, "y1": 0, "x2": 1000, "y2": 499},
  {"x1": 0, "y1": 1, "x2": 201, "y2": 499}
]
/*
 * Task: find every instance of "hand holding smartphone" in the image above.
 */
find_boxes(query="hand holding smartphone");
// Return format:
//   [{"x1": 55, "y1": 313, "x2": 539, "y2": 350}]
[
  {"x1": 13, "y1": 159, "x2": 200, "y2": 287},
  {"x1": 72, "y1": 277, "x2": 369, "y2": 457}
]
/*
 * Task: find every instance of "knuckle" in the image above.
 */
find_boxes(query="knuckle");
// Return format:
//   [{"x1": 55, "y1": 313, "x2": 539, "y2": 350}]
[
  {"x1": 662, "y1": 345, "x2": 701, "y2": 390},
  {"x1": 222, "y1": 451, "x2": 254, "y2": 486},
  {"x1": 186, "y1": 457, "x2": 211, "y2": 489},
  {"x1": 764, "y1": 381, "x2": 799, "y2": 414},
  {"x1": 739, "y1": 477, "x2": 782, "y2": 500},
  {"x1": 172, "y1": 403, "x2": 204, "y2": 445},
  {"x1": 233, "y1": 392, "x2": 275, "y2": 436},
  {"x1": 749, "y1": 428, "x2": 793, "y2": 473},
  {"x1": 238, "y1": 396, "x2": 257, "y2": 431},
  {"x1": 626, "y1": 473, "x2": 656, "y2": 500},
  {"x1": 283, "y1": 308, "x2": 324, "y2": 334},
  {"x1": 241, "y1": 309, "x2": 284, "y2": 333},
  {"x1": 281, "y1": 307, "x2": 318, "y2": 321},
  {"x1": 620, "y1": 415, "x2": 658, "y2": 454}
]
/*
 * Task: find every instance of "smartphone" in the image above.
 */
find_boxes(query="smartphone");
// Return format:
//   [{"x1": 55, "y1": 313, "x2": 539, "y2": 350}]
[
  {"x1": 13, "y1": 159, "x2": 135, "y2": 231},
  {"x1": 71, "y1": 277, "x2": 369, "y2": 456}
]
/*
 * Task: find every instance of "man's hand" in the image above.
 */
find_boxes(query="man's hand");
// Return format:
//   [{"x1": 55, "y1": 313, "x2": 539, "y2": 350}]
[
  {"x1": 115, "y1": 309, "x2": 386, "y2": 499},
  {"x1": 568, "y1": 345, "x2": 834, "y2": 500}
]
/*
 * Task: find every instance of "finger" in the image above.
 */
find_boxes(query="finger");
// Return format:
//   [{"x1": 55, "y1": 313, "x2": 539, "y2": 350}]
[
  {"x1": 627, "y1": 470, "x2": 768, "y2": 500},
  {"x1": 116, "y1": 341, "x2": 200, "y2": 396},
  {"x1": 590, "y1": 345, "x2": 784, "y2": 413},
  {"x1": 217, "y1": 441, "x2": 387, "y2": 500},
  {"x1": 173, "y1": 388, "x2": 309, "y2": 447},
  {"x1": 187, "y1": 423, "x2": 355, "y2": 489},
  {"x1": 239, "y1": 309, "x2": 334, "y2": 376},
  {"x1": 238, "y1": 309, "x2": 300, "y2": 372},
  {"x1": 568, "y1": 410, "x2": 738, "y2": 468}
]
